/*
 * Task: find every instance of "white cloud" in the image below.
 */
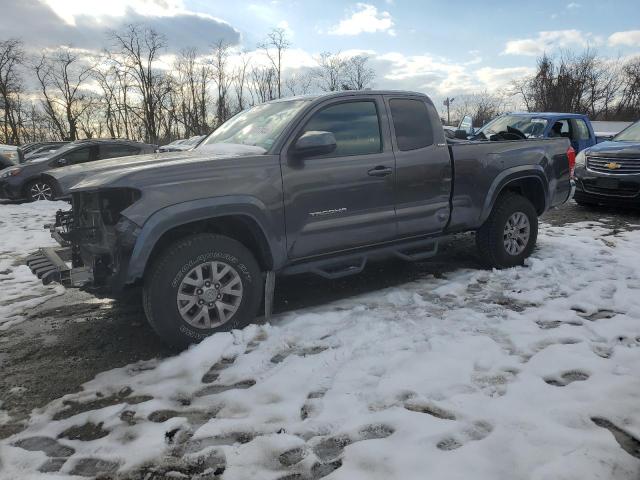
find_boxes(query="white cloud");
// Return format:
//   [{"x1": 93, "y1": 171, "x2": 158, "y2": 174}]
[
  {"x1": 328, "y1": 3, "x2": 394, "y2": 36},
  {"x1": 503, "y1": 29, "x2": 596, "y2": 56},
  {"x1": 475, "y1": 66, "x2": 535, "y2": 89},
  {"x1": 609, "y1": 30, "x2": 640, "y2": 47},
  {"x1": 566, "y1": 2, "x2": 581, "y2": 8},
  {"x1": 42, "y1": 0, "x2": 184, "y2": 24}
]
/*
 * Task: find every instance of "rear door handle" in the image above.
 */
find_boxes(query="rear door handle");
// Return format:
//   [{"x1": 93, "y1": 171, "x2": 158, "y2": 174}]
[{"x1": 368, "y1": 166, "x2": 393, "y2": 177}]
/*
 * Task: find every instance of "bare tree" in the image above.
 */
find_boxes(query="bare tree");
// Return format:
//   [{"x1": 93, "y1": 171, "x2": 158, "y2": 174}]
[
  {"x1": 258, "y1": 27, "x2": 290, "y2": 99},
  {"x1": 0, "y1": 39, "x2": 24, "y2": 144},
  {"x1": 210, "y1": 40, "x2": 233, "y2": 126},
  {"x1": 344, "y1": 55, "x2": 375, "y2": 90},
  {"x1": 34, "y1": 49, "x2": 95, "y2": 141},
  {"x1": 109, "y1": 24, "x2": 167, "y2": 144},
  {"x1": 232, "y1": 51, "x2": 251, "y2": 112},
  {"x1": 248, "y1": 66, "x2": 277, "y2": 104},
  {"x1": 617, "y1": 57, "x2": 640, "y2": 120},
  {"x1": 175, "y1": 48, "x2": 212, "y2": 135},
  {"x1": 314, "y1": 52, "x2": 346, "y2": 92},
  {"x1": 284, "y1": 70, "x2": 314, "y2": 96},
  {"x1": 451, "y1": 92, "x2": 505, "y2": 127}
]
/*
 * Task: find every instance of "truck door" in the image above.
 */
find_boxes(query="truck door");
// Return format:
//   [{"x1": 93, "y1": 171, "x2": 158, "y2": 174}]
[
  {"x1": 385, "y1": 96, "x2": 452, "y2": 237},
  {"x1": 280, "y1": 96, "x2": 397, "y2": 259}
]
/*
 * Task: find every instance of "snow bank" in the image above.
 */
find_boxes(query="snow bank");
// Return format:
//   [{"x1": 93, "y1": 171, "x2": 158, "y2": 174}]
[{"x1": 1, "y1": 220, "x2": 639, "y2": 479}]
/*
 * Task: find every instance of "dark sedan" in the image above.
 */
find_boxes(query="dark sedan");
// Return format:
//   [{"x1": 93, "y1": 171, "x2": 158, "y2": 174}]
[
  {"x1": 0, "y1": 139, "x2": 156, "y2": 202},
  {"x1": 574, "y1": 120, "x2": 640, "y2": 207}
]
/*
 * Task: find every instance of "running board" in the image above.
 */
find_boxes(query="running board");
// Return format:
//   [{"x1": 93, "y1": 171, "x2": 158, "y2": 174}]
[
  {"x1": 281, "y1": 237, "x2": 442, "y2": 279},
  {"x1": 393, "y1": 241, "x2": 438, "y2": 261}
]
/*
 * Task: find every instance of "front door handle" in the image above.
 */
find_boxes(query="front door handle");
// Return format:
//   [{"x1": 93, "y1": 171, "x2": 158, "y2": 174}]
[{"x1": 368, "y1": 166, "x2": 393, "y2": 177}]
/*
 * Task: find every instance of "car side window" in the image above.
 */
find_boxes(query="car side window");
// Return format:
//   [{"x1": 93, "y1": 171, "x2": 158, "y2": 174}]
[
  {"x1": 571, "y1": 119, "x2": 590, "y2": 140},
  {"x1": 59, "y1": 147, "x2": 92, "y2": 165},
  {"x1": 99, "y1": 144, "x2": 140, "y2": 160},
  {"x1": 300, "y1": 101, "x2": 382, "y2": 158},
  {"x1": 389, "y1": 98, "x2": 434, "y2": 151}
]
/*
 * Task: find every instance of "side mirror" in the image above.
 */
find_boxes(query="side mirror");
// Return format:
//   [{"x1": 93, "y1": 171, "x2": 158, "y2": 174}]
[
  {"x1": 293, "y1": 131, "x2": 337, "y2": 159},
  {"x1": 57, "y1": 158, "x2": 68, "y2": 166},
  {"x1": 454, "y1": 129, "x2": 468, "y2": 140}
]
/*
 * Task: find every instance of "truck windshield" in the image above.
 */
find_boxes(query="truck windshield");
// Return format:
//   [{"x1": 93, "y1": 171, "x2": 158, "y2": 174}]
[
  {"x1": 476, "y1": 115, "x2": 548, "y2": 139},
  {"x1": 613, "y1": 121, "x2": 640, "y2": 142},
  {"x1": 199, "y1": 100, "x2": 309, "y2": 151}
]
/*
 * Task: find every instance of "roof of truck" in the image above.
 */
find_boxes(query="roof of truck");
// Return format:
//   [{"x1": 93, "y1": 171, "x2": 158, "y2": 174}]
[{"x1": 269, "y1": 90, "x2": 429, "y2": 103}]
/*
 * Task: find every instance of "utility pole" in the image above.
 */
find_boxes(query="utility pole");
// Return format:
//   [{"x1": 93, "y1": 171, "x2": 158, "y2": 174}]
[{"x1": 443, "y1": 97, "x2": 454, "y2": 125}]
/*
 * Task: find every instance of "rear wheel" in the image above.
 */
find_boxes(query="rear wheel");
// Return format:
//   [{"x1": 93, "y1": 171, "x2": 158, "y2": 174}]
[
  {"x1": 476, "y1": 192, "x2": 538, "y2": 268},
  {"x1": 26, "y1": 180, "x2": 54, "y2": 202},
  {"x1": 143, "y1": 234, "x2": 263, "y2": 349}
]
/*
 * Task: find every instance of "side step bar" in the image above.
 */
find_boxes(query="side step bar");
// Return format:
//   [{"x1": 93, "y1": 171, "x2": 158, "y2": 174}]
[
  {"x1": 25, "y1": 247, "x2": 92, "y2": 287},
  {"x1": 281, "y1": 237, "x2": 440, "y2": 279}
]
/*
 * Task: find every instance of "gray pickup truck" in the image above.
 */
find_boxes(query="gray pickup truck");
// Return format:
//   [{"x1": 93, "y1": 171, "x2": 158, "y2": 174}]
[{"x1": 26, "y1": 91, "x2": 575, "y2": 348}]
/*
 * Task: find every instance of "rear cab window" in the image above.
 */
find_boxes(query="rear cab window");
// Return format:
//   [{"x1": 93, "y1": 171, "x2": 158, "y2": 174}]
[
  {"x1": 571, "y1": 119, "x2": 591, "y2": 140},
  {"x1": 388, "y1": 98, "x2": 434, "y2": 151}
]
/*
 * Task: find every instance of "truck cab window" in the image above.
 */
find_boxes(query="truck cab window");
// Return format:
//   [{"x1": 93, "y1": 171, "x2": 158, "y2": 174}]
[
  {"x1": 571, "y1": 119, "x2": 590, "y2": 140},
  {"x1": 550, "y1": 120, "x2": 570, "y2": 138},
  {"x1": 301, "y1": 101, "x2": 382, "y2": 157},
  {"x1": 389, "y1": 99, "x2": 434, "y2": 151}
]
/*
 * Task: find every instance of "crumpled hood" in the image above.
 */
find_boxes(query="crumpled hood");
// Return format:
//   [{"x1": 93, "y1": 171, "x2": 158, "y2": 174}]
[
  {"x1": 587, "y1": 141, "x2": 640, "y2": 158},
  {"x1": 44, "y1": 144, "x2": 266, "y2": 194}
]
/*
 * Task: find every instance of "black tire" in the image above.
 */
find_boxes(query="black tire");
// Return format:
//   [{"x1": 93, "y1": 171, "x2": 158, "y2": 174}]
[
  {"x1": 143, "y1": 233, "x2": 263, "y2": 349},
  {"x1": 475, "y1": 192, "x2": 538, "y2": 268},
  {"x1": 25, "y1": 179, "x2": 54, "y2": 202}
]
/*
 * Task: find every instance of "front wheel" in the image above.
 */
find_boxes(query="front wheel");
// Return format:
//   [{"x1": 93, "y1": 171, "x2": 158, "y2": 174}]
[
  {"x1": 26, "y1": 180, "x2": 54, "y2": 202},
  {"x1": 475, "y1": 192, "x2": 538, "y2": 268},
  {"x1": 143, "y1": 233, "x2": 263, "y2": 349}
]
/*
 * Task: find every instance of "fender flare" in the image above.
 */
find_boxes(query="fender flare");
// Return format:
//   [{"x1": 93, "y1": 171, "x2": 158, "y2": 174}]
[
  {"x1": 479, "y1": 165, "x2": 549, "y2": 225},
  {"x1": 124, "y1": 195, "x2": 286, "y2": 284}
]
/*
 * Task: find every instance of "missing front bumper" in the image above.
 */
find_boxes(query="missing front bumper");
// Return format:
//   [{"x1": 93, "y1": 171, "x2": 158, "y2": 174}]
[{"x1": 25, "y1": 247, "x2": 93, "y2": 287}]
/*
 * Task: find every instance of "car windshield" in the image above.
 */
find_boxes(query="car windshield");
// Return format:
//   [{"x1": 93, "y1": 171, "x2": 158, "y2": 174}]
[
  {"x1": 613, "y1": 121, "x2": 640, "y2": 142},
  {"x1": 477, "y1": 115, "x2": 549, "y2": 138},
  {"x1": 198, "y1": 100, "x2": 309, "y2": 151}
]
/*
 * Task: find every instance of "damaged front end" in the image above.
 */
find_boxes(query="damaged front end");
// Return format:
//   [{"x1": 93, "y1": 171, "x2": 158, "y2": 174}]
[{"x1": 26, "y1": 188, "x2": 142, "y2": 291}]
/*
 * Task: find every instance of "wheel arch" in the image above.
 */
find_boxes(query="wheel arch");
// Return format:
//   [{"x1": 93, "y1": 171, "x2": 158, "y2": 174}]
[
  {"x1": 480, "y1": 167, "x2": 548, "y2": 226},
  {"x1": 125, "y1": 197, "x2": 286, "y2": 285}
]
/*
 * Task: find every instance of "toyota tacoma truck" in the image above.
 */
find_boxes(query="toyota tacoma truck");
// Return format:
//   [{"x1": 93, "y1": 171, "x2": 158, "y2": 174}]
[{"x1": 26, "y1": 91, "x2": 575, "y2": 348}]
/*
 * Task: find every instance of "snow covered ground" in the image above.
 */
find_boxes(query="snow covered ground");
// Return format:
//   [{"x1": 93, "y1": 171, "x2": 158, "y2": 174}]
[
  {"x1": 0, "y1": 201, "x2": 66, "y2": 331},
  {"x1": 0, "y1": 203, "x2": 639, "y2": 479}
]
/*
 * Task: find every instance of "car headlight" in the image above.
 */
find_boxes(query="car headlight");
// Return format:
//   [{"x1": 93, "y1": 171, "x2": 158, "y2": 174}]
[
  {"x1": 1, "y1": 168, "x2": 21, "y2": 178},
  {"x1": 575, "y1": 150, "x2": 586, "y2": 167}
]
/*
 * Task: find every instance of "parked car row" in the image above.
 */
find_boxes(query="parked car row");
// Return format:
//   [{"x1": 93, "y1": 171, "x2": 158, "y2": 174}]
[{"x1": 0, "y1": 139, "x2": 156, "y2": 202}]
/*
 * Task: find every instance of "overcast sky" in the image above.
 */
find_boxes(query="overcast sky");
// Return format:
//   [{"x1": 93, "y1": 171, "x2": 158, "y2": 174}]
[{"x1": 2, "y1": 0, "x2": 639, "y2": 103}]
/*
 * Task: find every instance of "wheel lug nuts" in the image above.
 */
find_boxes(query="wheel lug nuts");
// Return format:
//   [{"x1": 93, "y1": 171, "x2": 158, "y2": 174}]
[
  {"x1": 198, "y1": 299, "x2": 204, "y2": 305},
  {"x1": 215, "y1": 284, "x2": 220, "y2": 289},
  {"x1": 205, "y1": 281, "x2": 211, "y2": 287},
  {"x1": 217, "y1": 294, "x2": 221, "y2": 299},
  {"x1": 197, "y1": 289, "x2": 203, "y2": 294}
]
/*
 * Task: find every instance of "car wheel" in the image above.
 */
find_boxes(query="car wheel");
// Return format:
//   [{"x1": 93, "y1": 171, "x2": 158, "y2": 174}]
[
  {"x1": 143, "y1": 233, "x2": 263, "y2": 349},
  {"x1": 26, "y1": 180, "x2": 54, "y2": 202},
  {"x1": 475, "y1": 192, "x2": 538, "y2": 268}
]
